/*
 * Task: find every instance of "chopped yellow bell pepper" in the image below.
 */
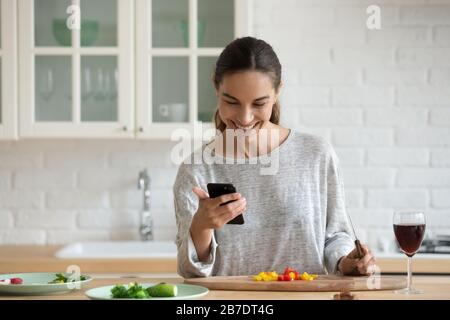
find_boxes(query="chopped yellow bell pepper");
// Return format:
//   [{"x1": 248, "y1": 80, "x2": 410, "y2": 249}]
[
  {"x1": 253, "y1": 269, "x2": 318, "y2": 282},
  {"x1": 253, "y1": 271, "x2": 278, "y2": 281},
  {"x1": 299, "y1": 272, "x2": 319, "y2": 281}
]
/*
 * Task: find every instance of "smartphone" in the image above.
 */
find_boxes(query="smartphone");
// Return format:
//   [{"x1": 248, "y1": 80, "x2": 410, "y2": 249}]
[{"x1": 206, "y1": 183, "x2": 245, "y2": 225}]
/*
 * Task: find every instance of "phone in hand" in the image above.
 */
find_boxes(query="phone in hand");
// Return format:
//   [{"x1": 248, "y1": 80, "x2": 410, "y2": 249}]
[{"x1": 206, "y1": 183, "x2": 245, "y2": 225}]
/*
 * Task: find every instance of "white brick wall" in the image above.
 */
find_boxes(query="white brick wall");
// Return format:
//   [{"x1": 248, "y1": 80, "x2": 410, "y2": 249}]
[
  {"x1": 396, "y1": 128, "x2": 450, "y2": 146},
  {"x1": 431, "y1": 149, "x2": 450, "y2": 166},
  {"x1": 0, "y1": 211, "x2": 13, "y2": 228},
  {"x1": 333, "y1": 128, "x2": 394, "y2": 146},
  {"x1": 431, "y1": 190, "x2": 450, "y2": 208},
  {"x1": 435, "y1": 27, "x2": 450, "y2": 45},
  {"x1": 367, "y1": 189, "x2": 429, "y2": 208},
  {"x1": 0, "y1": 171, "x2": 11, "y2": 190},
  {"x1": 367, "y1": 148, "x2": 429, "y2": 166},
  {"x1": 0, "y1": 0, "x2": 449, "y2": 253},
  {"x1": 397, "y1": 169, "x2": 450, "y2": 187},
  {"x1": 397, "y1": 48, "x2": 450, "y2": 67},
  {"x1": 16, "y1": 210, "x2": 77, "y2": 229},
  {"x1": 331, "y1": 86, "x2": 394, "y2": 106}
]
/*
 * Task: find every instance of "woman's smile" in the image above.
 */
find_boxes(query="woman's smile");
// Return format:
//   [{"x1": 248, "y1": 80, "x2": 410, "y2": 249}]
[{"x1": 231, "y1": 120, "x2": 260, "y2": 131}]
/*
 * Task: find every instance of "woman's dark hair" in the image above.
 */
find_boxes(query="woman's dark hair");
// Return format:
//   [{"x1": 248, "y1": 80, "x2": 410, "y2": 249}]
[{"x1": 213, "y1": 37, "x2": 282, "y2": 132}]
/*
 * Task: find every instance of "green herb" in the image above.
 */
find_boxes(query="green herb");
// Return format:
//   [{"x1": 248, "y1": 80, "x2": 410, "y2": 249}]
[
  {"x1": 110, "y1": 282, "x2": 178, "y2": 299},
  {"x1": 111, "y1": 284, "x2": 130, "y2": 298},
  {"x1": 48, "y1": 273, "x2": 88, "y2": 284},
  {"x1": 111, "y1": 283, "x2": 150, "y2": 299}
]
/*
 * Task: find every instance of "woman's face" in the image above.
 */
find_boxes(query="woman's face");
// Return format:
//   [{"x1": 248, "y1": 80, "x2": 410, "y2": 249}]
[{"x1": 216, "y1": 71, "x2": 280, "y2": 131}]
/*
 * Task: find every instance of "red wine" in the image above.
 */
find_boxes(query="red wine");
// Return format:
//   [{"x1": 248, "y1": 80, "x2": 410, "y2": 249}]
[{"x1": 393, "y1": 224, "x2": 426, "y2": 257}]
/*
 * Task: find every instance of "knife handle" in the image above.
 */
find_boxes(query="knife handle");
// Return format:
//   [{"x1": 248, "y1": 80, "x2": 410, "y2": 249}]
[{"x1": 355, "y1": 239, "x2": 364, "y2": 258}]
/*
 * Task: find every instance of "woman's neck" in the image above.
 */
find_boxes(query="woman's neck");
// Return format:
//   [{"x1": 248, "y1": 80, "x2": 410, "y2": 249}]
[{"x1": 213, "y1": 123, "x2": 290, "y2": 159}]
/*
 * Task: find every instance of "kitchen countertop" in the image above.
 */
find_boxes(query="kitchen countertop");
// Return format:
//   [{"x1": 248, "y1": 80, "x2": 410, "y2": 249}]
[
  {"x1": 1, "y1": 245, "x2": 450, "y2": 274},
  {"x1": 0, "y1": 245, "x2": 177, "y2": 274},
  {"x1": 1, "y1": 275, "x2": 449, "y2": 300}
]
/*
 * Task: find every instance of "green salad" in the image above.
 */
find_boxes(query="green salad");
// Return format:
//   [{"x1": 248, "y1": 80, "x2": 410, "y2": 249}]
[
  {"x1": 111, "y1": 282, "x2": 177, "y2": 299},
  {"x1": 48, "y1": 273, "x2": 88, "y2": 284}
]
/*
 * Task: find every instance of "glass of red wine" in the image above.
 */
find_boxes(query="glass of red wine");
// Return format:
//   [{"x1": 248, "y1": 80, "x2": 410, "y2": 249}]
[{"x1": 393, "y1": 212, "x2": 426, "y2": 294}]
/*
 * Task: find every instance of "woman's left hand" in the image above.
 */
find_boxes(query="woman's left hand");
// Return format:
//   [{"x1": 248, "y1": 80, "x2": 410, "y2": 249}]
[{"x1": 338, "y1": 244, "x2": 376, "y2": 276}]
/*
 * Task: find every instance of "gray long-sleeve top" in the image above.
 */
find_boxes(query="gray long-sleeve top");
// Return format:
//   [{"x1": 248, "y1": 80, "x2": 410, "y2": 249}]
[{"x1": 173, "y1": 129, "x2": 355, "y2": 278}]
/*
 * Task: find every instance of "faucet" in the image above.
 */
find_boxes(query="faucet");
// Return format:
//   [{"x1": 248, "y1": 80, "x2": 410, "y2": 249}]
[{"x1": 138, "y1": 169, "x2": 153, "y2": 241}]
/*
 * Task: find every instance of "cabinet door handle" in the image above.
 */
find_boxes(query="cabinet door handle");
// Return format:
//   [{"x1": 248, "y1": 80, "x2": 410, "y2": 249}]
[
  {"x1": 139, "y1": 126, "x2": 144, "y2": 132},
  {"x1": 122, "y1": 125, "x2": 127, "y2": 131}
]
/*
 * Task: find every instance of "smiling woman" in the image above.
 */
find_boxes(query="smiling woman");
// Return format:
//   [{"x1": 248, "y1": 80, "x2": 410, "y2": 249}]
[
  {"x1": 217, "y1": 72, "x2": 276, "y2": 132},
  {"x1": 212, "y1": 37, "x2": 281, "y2": 133},
  {"x1": 173, "y1": 37, "x2": 376, "y2": 279}
]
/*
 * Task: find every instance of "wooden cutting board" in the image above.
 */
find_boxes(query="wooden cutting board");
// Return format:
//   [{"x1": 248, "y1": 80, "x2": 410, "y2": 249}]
[{"x1": 184, "y1": 275, "x2": 407, "y2": 292}]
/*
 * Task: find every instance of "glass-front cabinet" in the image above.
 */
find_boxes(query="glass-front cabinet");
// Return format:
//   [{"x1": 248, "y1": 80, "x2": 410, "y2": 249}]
[
  {"x1": 19, "y1": 0, "x2": 133, "y2": 138},
  {"x1": 0, "y1": 0, "x2": 17, "y2": 139},
  {"x1": 17, "y1": 0, "x2": 250, "y2": 138},
  {"x1": 136, "y1": 0, "x2": 251, "y2": 139}
]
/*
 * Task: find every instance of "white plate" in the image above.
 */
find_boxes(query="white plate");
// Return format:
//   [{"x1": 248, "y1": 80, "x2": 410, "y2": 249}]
[
  {"x1": 0, "y1": 273, "x2": 92, "y2": 295},
  {"x1": 85, "y1": 283, "x2": 209, "y2": 300}
]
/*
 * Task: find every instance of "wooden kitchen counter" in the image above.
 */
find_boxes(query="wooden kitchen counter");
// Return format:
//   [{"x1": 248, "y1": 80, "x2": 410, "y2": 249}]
[
  {"x1": 1, "y1": 246, "x2": 449, "y2": 300},
  {"x1": 1, "y1": 246, "x2": 449, "y2": 274},
  {"x1": 0, "y1": 245, "x2": 177, "y2": 274},
  {"x1": 0, "y1": 275, "x2": 449, "y2": 300}
]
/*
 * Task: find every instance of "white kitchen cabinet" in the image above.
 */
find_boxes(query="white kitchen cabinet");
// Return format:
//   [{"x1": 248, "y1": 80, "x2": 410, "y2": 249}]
[
  {"x1": 17, "y1": 0, "x2": 251, "y2": 139},
  {"x1": 18, "y1": 0, "x2": 134, "y2": 138},
  {"x1": 0, "y1": 0, "x2": 18, "y2": 140},
  {"x1": 136, "y1": 0, "x2": 252, "y2": 139}
]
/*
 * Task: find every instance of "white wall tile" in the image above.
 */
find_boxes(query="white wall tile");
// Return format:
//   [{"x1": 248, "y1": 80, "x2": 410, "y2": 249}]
[
  {"x1": 333, "y1": 128, "x2": 394, "y2": 146},
  {"x1": 299, "y1": 108, "x2": 363, "y2": 126},
  {"x1": 341, "y1": 168, "x2": 396, "y2": 187},
  {"x1": 367, "y1": 27, "x2": 430, "y2": 46},
  {"x1": 431, "y1": 149, "x2": 450, "y2": 167},
  {"x1": 367, "y1": 189, "x2": 428, "y2": 208},
  {"x1": 430, "y1": 109, "x2": 450, "y2": 126},
  {"x1": 335, "y1": 148, "x2": 365, "y2": 167},
  {"x1": 46, "y1": 230, "x2": 109, "y2": 245},
  {"x1": 0, "y1": 191, "x2": 44, "y2": 209},
  {"x1": 0, "y1": 229, "x2": 46, "y2": 245},
  {"x1": 46, "y1": 191, "x2": 109, "y2": 209},
  {"x1": 365, "y1": 108, "x2": 428, "y2": 127},
  {"x1": 367, "y1": 148, "x2": 429, "y2": 166},
  {"x1": 399, "y1": 6, "x2": 450, "y2": 25},
  {"x1": 435, "y1": 26, "x2": 450, "y2": 45},
  {"x1": 16, "y1": 210, "x2": 77, "y2": 229},
  {"x1": 0, "y1": 210, "x2": 13, "y2": 228},
  {"x1": 431, "y1": 190, "x2": 450, "y2": 208},
  {"x1": 0, "y1": 171, "x2": 12, "y2": 190},
  {"x1": 397, "y1": 169, "x2": 450, "y2": 187},
  {"x1": 14, "y1": 171, "x2": 76, "y2": 190},
  {"x1": 397, "y1": 86, "x2": 450, "y2": 106},
  {"x1": 396, "y1": 128, "x2": 450, "y2": 146},
  {"x1": 332, "y1": 86, "x2": 394, "y2": 107},
  {"x1": 397, "y1": 48, "x2": 450, "y2": 67}
]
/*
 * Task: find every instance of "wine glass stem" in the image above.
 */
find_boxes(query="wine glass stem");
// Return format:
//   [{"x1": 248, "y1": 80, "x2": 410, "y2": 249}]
[{"x1": 407, "y1": 256, "x2": 412, "y2": 291}]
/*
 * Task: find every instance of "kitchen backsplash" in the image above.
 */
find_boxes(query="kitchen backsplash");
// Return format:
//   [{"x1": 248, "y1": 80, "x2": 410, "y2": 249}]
[
  {"x1": 0, "y1": 140, "x2": 180, "y2": 244},
  {"x1": 1, "y1": 0, "x2": 450, "y2": 251}
]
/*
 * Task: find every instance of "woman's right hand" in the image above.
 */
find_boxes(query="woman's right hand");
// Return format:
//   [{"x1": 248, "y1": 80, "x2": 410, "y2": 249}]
[{"x1": 191, "y1": 186, "x2": 246, "y2": 230}]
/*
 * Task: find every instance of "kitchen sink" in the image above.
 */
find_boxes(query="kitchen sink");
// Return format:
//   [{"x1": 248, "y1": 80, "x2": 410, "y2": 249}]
[{"x1": 55, "y1": 241, "x2": 177, "y2": 259}]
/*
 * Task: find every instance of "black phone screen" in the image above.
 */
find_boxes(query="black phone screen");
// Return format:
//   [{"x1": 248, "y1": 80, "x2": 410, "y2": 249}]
[{"x1": 206, "y1": 183, "x2": 244, "y2": 225}]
